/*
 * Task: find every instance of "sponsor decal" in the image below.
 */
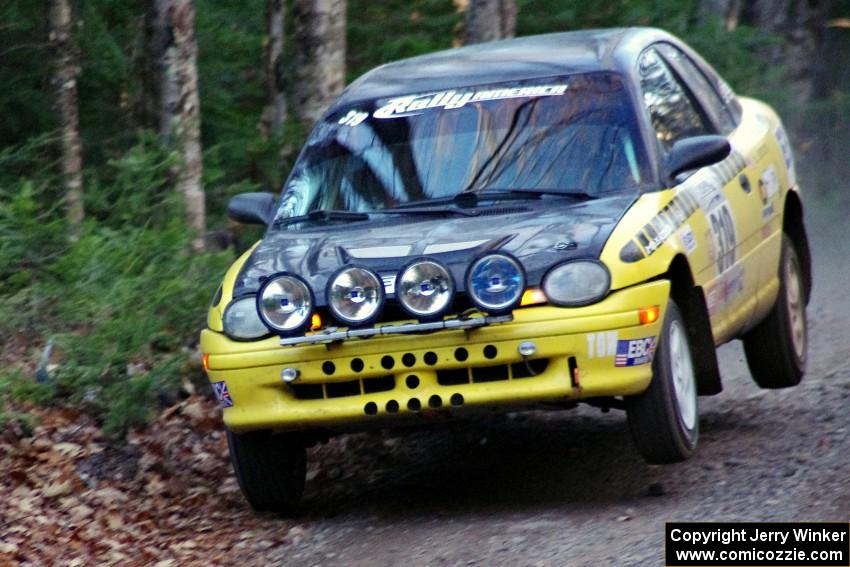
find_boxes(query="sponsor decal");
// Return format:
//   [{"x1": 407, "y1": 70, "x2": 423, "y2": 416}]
[
  {"x1": 620, "y1": 150, "x2": 745, "y2": 263},
  {"x1": 679, "y1": 224, "x2": 697, "y2": 255},
  {"x1": 338, "y1": 109, "x2": 369, "y2": 127},
  {"x1": 762, "y1": 203, "x2": 775, "y2": 220},
  {"x1": 758, "y1": 164, "x2": 779, "y2": 204},
  {"x1": 615, "y1": 337, "x2": 657, "y2": 367},
  {"x1": 775, "y1": 125, "x2": 797, "y2": 187},
  {"x1": 705, "y1": 264, "x2": 745, "y2": 316},
  {"x1": 212, "y1": 381, "x2": 233, "y2": 408},
  {"x1": 587, "y1": 331, "x2": 619, "y2": 359},
  {"x1": 707, "y1": 202, "x2": 737, "y2": 274},
  {"x1": 372, "y1": 84, "x2": 568, "y2": 119}
]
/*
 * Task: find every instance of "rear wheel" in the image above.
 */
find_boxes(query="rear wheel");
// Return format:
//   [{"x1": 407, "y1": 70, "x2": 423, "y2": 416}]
[
  {"x1": 227, "y1": 429, "x2": 306, "y2": 514},
  {"x1": 743, "y1": 234, "x2": 807, "y2": 388},
  {"x1": 626, "y1": 299, "x2": 699, "y2": 464}
]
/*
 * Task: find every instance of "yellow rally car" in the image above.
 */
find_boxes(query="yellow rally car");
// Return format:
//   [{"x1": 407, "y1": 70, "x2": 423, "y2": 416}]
[{"x1": 202, "y1": 28, "x2": 811, "y2": 513}]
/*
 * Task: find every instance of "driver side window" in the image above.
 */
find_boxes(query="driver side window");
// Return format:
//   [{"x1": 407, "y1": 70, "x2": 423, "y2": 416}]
[{"x1": 639, "y1": 48, "x2": 714, "y2": 151}]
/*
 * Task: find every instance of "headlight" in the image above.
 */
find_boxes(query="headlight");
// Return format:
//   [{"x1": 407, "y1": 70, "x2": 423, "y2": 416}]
[
  {"x1": 542, "y1": 260, "x2": 610, "y2": 306},
  {"x1": 327, "y1": 266, "x2": 384, "y2": 325},
  {"x1": 257, "y1": 273, "x2": 313, "y2": 333},
  {"x1": 222, "y1": 296, "x2": 268, "y2": 340},
  {"x1": 466, "y1": 253, "x2": 525, "y2": 313},
  {"x1": 396, "y1": 259, "x2": 454, "y2": 319}
]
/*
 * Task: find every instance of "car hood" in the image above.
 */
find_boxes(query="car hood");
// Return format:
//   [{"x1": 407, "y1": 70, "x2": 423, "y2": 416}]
[{"x1": 233, "y1": 194, "x2": 635, "y2": 305}]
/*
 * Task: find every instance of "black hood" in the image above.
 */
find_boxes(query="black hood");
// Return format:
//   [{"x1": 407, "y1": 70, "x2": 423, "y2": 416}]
[{"x1": 233, "y1": 195, "x2": 634, "y2": 305}]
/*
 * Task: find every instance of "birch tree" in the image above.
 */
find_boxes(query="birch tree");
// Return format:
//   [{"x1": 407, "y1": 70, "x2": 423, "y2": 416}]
[
  {"x1": 153, "y1": 0, "x2": 206, "y2": 249},
  {"x1": 463, "y1": 0, "x2": 517, "y2": 45},
  {"x1": 292, "y1": 0, "x2": 347, "y2": 124},
  {"x1": 265, "y1": 0, "x2": 287, "y2": 135},
  {"x1": 49, "y1": 0, "x2": 84, "y2": 228}
]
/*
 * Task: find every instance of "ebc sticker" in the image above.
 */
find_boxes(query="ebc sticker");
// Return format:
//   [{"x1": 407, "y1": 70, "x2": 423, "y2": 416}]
[
  {"x1": 372, "y1": 84, "x2": 568, "y2": 119},
  {"x1": 212, "y1": 381, "x2": 234, "y2": 408},
  {"x1": 614, "y1": 337, "x2": 657, "y2": 367}
]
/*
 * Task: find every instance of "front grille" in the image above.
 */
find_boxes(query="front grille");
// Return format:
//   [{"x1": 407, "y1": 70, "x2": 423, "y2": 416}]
[
  {"x1": 291, "y1": 375, "x2": 395, "y2": 400},
  {"x1": 437, "y1": 358, "x2": 549, "y2": 386}
]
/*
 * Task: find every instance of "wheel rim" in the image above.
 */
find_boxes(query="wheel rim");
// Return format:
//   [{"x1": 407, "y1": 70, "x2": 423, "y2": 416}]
[
  {"x1": 785, "y1": 251, "x2": 806, "y2": 359},
  {"x1": 669, "y1": 319, "x2": 697, "y2": 431}
]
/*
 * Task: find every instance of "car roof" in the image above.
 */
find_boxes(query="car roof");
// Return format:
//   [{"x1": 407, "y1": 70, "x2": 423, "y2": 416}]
[{"x1": 336, "y1": 27, "x2": 676, "y2": 108}]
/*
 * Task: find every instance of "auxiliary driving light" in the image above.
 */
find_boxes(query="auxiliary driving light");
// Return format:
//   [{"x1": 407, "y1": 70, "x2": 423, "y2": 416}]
[
  {"x1": 327, "y1": 266, "x2": 384, "y2": 325},
  {"x1": 396, "y1": 259, "x2": 454, "y2": 319},
  {"x1": 466, "y1": 253, "x2": 525, "y2": 314},
  {"x1": 257, "y1": 273, "x2": 314, "y2": 333}
]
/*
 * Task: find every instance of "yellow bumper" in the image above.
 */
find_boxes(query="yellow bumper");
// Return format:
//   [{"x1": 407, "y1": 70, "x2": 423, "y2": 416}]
[{"x1": 202, "y1": 280, "x2": 670, "y2": 433}]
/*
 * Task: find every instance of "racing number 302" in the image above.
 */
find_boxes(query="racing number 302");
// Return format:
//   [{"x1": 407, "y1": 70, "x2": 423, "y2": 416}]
[{"x1": 709, "y1": 204, "x2": 736, "y2": 273}]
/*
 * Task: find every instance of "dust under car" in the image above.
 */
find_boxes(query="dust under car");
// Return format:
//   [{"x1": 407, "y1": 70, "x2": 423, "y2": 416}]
[{"x1": 202, "y1": 28, "x2": 811, "y2": 513}]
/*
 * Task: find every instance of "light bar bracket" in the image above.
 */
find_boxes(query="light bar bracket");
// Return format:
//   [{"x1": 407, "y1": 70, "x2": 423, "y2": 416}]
[{"x1": 279, "y1": 314, "x2": 513, "y2": 346}]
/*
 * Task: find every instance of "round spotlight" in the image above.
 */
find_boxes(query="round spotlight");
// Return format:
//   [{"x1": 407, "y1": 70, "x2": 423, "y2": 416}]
[
  {"x1": 396, "y1": 259, "x2": 454, "y2": 319},
  {"x1": 327, "y1": 266, "x2": 384, "y2": 325},
  {"x1": 466, "y1": 253, "x2": 525, "y2": 313},
  {"x1": 257, "y1": 273, "x2": 313, "y2": 333}
]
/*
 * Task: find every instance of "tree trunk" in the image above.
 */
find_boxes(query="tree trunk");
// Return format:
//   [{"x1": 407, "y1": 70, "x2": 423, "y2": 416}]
[
  {"x1": 696, "y1": 0, "x2": 741, "y2": 30},
  {"x1": 157, "y1": 0, "x2": 206, "y2": 249},
  {"x1": 264, "y1": 0, "x2": 287, "y2": 135},
  {"x1": 49, "y1": 0, "x2": 84, "y2": 228},
  {"x1": 745, "y1": 0, "x2": 832, "y2": 104},
  {"x1": 463, "y1": 0, "x2": 517, "y2": 45},
  {"x1": 292, "y1": 0, "x2": 347, "y2": 124}
]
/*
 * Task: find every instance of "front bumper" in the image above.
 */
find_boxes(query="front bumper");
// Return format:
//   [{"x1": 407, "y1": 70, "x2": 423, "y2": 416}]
[{"x1": 202, "y1": 280, "x2": 670, "y2": 433}]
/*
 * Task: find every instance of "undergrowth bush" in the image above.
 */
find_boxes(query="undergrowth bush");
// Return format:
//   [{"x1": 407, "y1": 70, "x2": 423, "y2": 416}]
[{"x1": 0, "y1": 135, "x2": 232, "y2": 437}]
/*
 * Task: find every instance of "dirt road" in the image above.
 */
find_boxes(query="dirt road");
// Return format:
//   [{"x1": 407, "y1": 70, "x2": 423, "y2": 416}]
[{"x1": 273, "y1": 196, "x2": 850, "y2": 566}]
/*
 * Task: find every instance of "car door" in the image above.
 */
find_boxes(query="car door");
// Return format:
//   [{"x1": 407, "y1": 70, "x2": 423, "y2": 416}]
[{"x1": 637, "y1": 46, "x2": 763, "y2": 343}]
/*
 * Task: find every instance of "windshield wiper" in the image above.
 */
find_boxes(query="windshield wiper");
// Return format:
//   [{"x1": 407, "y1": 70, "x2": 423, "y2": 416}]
[
  {"x1": 475, "y1": 188, "x2": 596, "y2": 199},
  {"x1": 273, "y1": 209, "x2": 370, "y2": 227},
  {"x1": 374, "y1": 206, "x2": 479, "y2": 217}
]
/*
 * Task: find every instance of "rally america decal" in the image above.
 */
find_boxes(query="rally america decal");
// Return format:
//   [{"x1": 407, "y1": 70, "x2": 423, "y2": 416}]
[
  {"x1": 371, "y1": 84, "x2": 568, "y2": 119},
  {"x1": 614, "y1": 337, "x2": 657, "y2": 367},
  {"x1": 212, "y1": 381, "x2": 234, "y2": 408}
]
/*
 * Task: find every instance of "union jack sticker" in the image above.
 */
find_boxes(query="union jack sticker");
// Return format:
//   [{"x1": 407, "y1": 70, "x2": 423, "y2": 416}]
[{"x1": 212, "y1": 381, "x2": 233, "y2": 408}]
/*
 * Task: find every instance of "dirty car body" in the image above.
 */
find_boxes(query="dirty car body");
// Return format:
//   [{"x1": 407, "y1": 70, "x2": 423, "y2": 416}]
[{"x1": 201, "y1": 28, "x2": 810, "y2": 513}]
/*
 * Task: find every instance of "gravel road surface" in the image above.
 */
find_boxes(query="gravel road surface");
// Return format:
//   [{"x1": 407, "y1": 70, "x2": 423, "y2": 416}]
[{"x1": 272, "y1": 196, "x2": 850, "y2": 567}]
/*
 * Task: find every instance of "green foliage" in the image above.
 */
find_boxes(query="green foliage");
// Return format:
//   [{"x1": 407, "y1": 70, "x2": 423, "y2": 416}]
[
  {"x1": 0, "y1": 137, "x2": 231, "y2": 438},
  {"x1": 347, "y1": 0, "x2": 459, "y2": 81}
]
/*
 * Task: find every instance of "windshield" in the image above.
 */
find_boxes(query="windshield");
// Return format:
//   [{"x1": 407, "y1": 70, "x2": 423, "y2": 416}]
[{"x1": 273, "y1": 72, "x2": 651, "y2": 224}]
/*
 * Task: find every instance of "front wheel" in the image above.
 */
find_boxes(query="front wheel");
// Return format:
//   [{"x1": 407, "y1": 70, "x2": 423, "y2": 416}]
[
  {"x1": 227, "y1": 429, "x2": 306, "y2": 514},
  {"x1": 626, "y1": 299, "x2": 699, "y2": 464},
  {"x1": 742, "y1": 234, "x2": 807, "y2": 388}
]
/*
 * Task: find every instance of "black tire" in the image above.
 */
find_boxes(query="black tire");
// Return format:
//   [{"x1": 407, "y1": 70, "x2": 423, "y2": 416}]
[
  {"x1": 743, "y1": 234, "x2": 807, "y2": 388},
  {"x1": 227, "y1": 429, "x2": 306, "y2": 514},
  {"x1": 626, "y1": 299, "x2": 699, "y2": 464}
]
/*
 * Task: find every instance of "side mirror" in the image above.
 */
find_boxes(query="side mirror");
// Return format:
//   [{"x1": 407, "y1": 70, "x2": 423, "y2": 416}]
[
  {"x1": 666, "y1": 135, "x2": 731, "y2": 179},
  {"x1": 228, "y1": 192, "x2": 275, "y2": 225}
]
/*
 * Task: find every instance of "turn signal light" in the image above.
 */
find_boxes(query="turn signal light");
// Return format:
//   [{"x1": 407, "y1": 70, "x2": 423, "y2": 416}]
[
  {"x1": 201, "y1": 353, "x2": 210, "y2": 371},
  {"x1": 310, "y1": 313, "x2": 323, "y2": 331},
  {"x1": 639, "y1": 305, "x2": 660, "y2": 325},
  {"x1": 520, "y1": 287, "x2": 547, "y2": 306}
]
